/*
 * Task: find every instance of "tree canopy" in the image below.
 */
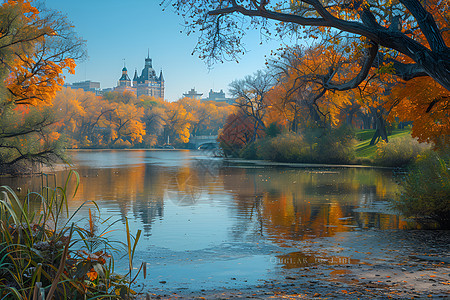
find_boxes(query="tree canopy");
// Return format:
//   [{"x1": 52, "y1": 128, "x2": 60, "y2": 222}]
[
  {"x1": 165, "y1": 0, "x2": 449, "y2": 91},
  {"x1": 0, "y1": 0, "x2": 86, "y2": 173}
]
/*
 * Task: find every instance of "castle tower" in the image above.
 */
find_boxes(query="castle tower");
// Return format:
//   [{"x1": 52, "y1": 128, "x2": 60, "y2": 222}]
[
  {"x1": 114, "y1": 65, "x2": 136, "y2": 94},
  {"x1": 135, "y1": 54, "x2": 164, "y2": 99},
  {"x1": 114, "y1": 54, "x2": 164, "y2": 99},
  {"x1": 133, "y1": 69, "x2": 138, "y2": 86},
  {"x1": 118, "y1": 66, "x2": 131, "y2": 87}
]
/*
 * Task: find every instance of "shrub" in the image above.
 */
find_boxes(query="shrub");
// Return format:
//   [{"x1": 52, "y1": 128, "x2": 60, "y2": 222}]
[
  {"x1": 391, "y1": 152, "x2": 450, "y2": 229},
  {"x1": 240, "y1": 141, "x2": 259, "y2": 160},
  {"x1": 242, "y1": 127, "x2": 357, "y2": 164},
  {"x1": 257, "y1": 132, "x2": 308, "y2": 162},
  {"x1": 374, "y1": 135, "x2": 431, "y2": 167},
  {"x1": 265, "y1": 122, "x2": 282, "y2": 138},
  {"x1": 314, "y1": 126, "x2": 356, "y2": 164}
]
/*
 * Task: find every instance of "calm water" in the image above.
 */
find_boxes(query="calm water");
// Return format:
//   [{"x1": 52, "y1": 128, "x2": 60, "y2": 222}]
[{"x1": 0, "y1": 150, "x2": 404, "y2": 292}]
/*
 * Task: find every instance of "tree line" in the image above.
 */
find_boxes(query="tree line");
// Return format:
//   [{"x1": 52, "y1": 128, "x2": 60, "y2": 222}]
[
  {"x1": 169, "y1": 0, "x2": 449, "y2": 150},
  {"x1": 53, "y1": 88, "x2": 233, "y2": 149}
]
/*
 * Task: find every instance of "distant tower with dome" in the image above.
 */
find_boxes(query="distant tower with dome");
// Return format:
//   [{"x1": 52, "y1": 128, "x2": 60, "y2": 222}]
[
  {"x1": 114, "y1": 65, "x2": 135, "y2": 94},
  {"x1": 114, "y1": 53, "x2": 165, "y2": 99}
]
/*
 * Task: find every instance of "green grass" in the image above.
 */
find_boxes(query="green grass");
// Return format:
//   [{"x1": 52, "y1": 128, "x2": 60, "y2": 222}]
[{"x1": 355, "y1": 129, "x2": 412, "y2": 160}]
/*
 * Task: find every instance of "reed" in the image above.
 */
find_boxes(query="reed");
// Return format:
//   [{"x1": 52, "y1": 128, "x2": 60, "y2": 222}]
[{"x1": 0, "y1": 170, "x2": 144, "y2": 299}]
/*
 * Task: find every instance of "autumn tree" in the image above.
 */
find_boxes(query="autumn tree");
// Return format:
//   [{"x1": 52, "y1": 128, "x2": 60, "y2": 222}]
[
  {"x1": 166, "y1": 0, "x2": 449, "y2": 89},
  {"x1": 268, "y1": 44, "x2": 361, "y2": 132},
  {"x1": 0, "y1": 0, "x2": 85, "y2": 172},
  {"x1": 52, "y1": 89, "x2": 235, "y2": 149},
  {"x1": 230, "y1": 70, "x2": 274, "y2": 142},
  {"x1": 53, "y1": 87, "x2": 115, "y2": 147},
  {"x1": 218, "y1": 110, "x2": 258, "y2": 156},
  {"x1": 389, "y1": 77, "x2": 450, "y2": 145},
  {"x1": 104, "y1": 102, "x2": 146, "y2": 146},
  {"x1": 177, "y1": 97, "x2": 234, "y2": 137},
  {"x1": 137, "y1": 96, "x2": 167, "y2": 147},
  {"x1": 166, "y1": 0, "x2": 450, "y2": 145},
  {"x1": 164, "y1": 101, "x2": 194, "y2": 144}
]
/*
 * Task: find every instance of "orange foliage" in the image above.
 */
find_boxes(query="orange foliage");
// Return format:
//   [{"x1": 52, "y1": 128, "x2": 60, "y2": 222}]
[
  {"x1": 390, "y1": 77, "x2": 450, "y2": 145},
  {"x1": 53, "y1": 89, "x2": 234, "y2": 148},
  {"x1": 1, "y1": 0, "x2": 78, "y2": 107}
]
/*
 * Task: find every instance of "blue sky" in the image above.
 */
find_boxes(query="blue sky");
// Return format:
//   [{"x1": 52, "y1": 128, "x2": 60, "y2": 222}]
[{"x1": 44, "y1": 0, "x2": 291, "y2": 101}]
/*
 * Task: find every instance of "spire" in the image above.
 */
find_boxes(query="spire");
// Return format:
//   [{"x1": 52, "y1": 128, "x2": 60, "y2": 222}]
[
  {"x1": 145, "y1": 55, "x2": 152, "y2": 68},
  {"x1": 159, "y1": 69, "x2": 164, "y2": 81},
  {"x1": 133, "y1": 68, "x2": 138, "y2": 81},
  {"x1": 147, "y1": 48, "x2": 150, "y2": 59}
]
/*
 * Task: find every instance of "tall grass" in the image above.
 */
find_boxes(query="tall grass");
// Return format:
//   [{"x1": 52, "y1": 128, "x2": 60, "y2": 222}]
[
  {"x1": 374, "y1": 136, "x2": 431, "y2": 167},
  {"x1": 0, "y1": 170, "x2": 145, "y2": 299}
]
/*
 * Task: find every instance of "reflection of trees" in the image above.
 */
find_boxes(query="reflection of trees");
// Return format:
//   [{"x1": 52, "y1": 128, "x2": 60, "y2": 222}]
[
  {"x1": 220, "y1": 168, "x2": 265, "y2": 240},
  {"x1": 131, "y1": 165, "x2": 166, "y2": 236},
  {"x1": 2, "y1": 155, "x2": 407, "y2": 241},
  {"x1": 222, "y1": 167, "x2": 403, "y2": 244}
]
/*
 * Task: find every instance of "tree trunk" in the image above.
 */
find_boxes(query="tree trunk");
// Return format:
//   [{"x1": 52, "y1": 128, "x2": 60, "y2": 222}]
[{"x1": 369, "y1": 111, "x2": 388, "y2": 145}]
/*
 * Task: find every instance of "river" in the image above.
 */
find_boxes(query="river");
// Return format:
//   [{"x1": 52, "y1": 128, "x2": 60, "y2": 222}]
[{"x1": 0, "y1": 149, "x2": 421, "y2": 295}]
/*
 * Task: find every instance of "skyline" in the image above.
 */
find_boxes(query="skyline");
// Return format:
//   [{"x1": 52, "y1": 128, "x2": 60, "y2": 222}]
[{"x1": 45, "y1": 0, "x2": 295, "y2": 101}]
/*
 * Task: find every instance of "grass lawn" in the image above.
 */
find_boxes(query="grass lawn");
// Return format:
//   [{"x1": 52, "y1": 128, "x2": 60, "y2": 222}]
[{"x1": 355, "y1": 129, "x2": 411, "y2": 160}]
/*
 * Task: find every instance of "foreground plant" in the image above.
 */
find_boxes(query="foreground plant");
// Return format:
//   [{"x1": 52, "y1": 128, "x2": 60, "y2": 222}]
[
  {"x1": 392, "y1": 151, "x2": 450, "y2": 229},
  {"x1": 0, "y1": 170, "x2": 144, "y2": 299}
]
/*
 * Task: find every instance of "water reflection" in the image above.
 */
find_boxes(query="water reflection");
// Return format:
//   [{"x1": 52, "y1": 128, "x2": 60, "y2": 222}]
[
  {"x1": 221, "y1": 166, "x2": 404, "y2": 244},
  {"x1": 0, "y1": 150, "x2": 406, "y2": 290}
]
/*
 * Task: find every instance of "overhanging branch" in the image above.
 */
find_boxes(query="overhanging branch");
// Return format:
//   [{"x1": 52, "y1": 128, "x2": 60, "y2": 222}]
[{"x1": 322, "y1": 41, "x2": 379, "y2": 91}]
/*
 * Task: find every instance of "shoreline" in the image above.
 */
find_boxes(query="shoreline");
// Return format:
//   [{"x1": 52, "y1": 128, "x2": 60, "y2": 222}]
[{"x1": 223, "y1": 158, "x2": 394, "y2": 170}]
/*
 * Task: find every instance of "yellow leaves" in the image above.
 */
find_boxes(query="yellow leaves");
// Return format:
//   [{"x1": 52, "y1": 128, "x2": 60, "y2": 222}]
[
  {"x1": 1, "y1": 1, "x2": 79, "y2": 107},
  {"x1": 52, "y1": 87, "x2": 233, "y2": 148},
  {"x1": 65, "y1": 58, "x2": 77, "y2": 75},
  {"x1": 5, "y1": 52, "x2": 72, "y2": 106},
  {"x1": 86, "y1": 270, "x2": 98, "y2": 281},
  {"x1": 48, "y1": 131, "x2": 60, "y2": 142}
]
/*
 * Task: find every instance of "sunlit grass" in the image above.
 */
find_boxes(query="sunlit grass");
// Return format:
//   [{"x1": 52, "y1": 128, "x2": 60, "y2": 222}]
[{"x1": 355, "y1": 129, "x2": 411, "y2": 160}]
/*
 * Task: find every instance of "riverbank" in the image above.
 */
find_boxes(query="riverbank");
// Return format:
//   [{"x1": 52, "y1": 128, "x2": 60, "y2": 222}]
[
  {"x1": 143, "y1": 230, "x2": 449, "y2": 299},
  {"x1": 223, "y1": 158, "x2": 393, "y2": 170}
]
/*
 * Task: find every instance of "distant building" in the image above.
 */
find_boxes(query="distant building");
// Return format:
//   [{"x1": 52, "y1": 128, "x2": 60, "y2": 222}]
[
  {"x1": 133, "y1": 56, "x2": 164, "y2": 98},
  {"x1": 204, "y1": 89, "x2": 235, "y2": 104},
  {"x1": 114, "y1": 54, "x2": 165, "y2": 99},
  {"x1": 183, "y1": 88, "x2": 203, "y2": 100},
  {"x1": 114, "y1": 67, "x2": 135, "y2": 94},
  {"x1": 65, "y1": 80, "x2": 102, "y2": 95}
]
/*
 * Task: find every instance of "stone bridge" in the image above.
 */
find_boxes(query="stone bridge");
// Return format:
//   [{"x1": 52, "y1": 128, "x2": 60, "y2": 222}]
[{"x1": 189, "y1": 135, "x2": 219, "y2": 149}]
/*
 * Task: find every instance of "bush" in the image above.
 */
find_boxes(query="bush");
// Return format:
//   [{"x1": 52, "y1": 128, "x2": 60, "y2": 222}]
[
  {"x1": 314, "y1": 126, "x2": 356, "y2": 164},
  {"x1": 265, "y1": 122, "x2": 282, "y2": 138},
  {"x1": 391, "y1": 152, "x2": 450, "y2": 229},
  {"x1": 240, "y1": 142, "x2": 259, "y2": 160},
  {"x1": 257, "y1": 132, "x2": 308, "y2": 162},
  {"x1": 374, "y1": 135, "x2": 431, "y2": 167},
  {"x1": 241, "y1": 127, "x2": 357, "y2": 164}
]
